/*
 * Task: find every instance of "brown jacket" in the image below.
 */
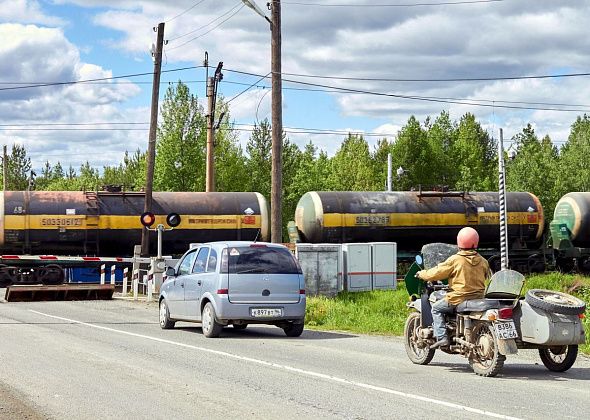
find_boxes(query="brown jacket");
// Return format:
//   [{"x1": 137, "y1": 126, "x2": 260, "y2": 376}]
[{"x1": 418, "y1": 250, "x2": 490, "y2": 305}]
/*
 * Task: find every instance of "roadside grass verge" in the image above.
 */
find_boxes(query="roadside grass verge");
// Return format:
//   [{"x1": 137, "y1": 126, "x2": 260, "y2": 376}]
[{"x1": 305, "y1": 273, "x2": 590, "y2": 355}]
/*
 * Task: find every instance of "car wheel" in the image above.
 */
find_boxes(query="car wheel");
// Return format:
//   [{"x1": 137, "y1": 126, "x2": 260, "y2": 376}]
[
  {"x1": 233, "y1": 324, "x2": 247, "y2": 330},
  {"x1": 201, "y1": 302, "x2": 223, "y2": 338},
  {"x1": 282, "y1": 322, "x2": 304, "y2": 337},
  {"x1": 159, "y1": 299, "x2": 175, "y2": 330}
]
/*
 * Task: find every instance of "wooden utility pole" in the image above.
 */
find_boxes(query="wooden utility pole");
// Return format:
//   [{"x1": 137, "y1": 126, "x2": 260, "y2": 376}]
[
  {"x1": 141, "y1": 22, "x2": 165, "y2": 257},
  {"x1": 3, "y1": 145, "x2": 7, "y2": 191},
  {"x1": 270, "y1": 0, "x2": 282, "y2": 243}
]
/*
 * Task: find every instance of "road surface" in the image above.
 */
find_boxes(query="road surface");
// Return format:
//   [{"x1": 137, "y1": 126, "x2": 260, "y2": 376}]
[{"x1": 1, "y1": 292, "x2": 588, "y2": 419}]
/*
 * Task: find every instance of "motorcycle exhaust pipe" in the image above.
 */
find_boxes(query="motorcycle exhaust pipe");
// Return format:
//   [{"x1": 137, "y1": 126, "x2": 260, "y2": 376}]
[{"x1": 454, "y1": 337, "x2": 476, "y2": 349}]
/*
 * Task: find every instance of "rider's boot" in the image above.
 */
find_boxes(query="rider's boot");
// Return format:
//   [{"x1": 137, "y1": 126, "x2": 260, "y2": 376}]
[{"x1": 430, "y1": 336, "x2": 450, "y2": 349}]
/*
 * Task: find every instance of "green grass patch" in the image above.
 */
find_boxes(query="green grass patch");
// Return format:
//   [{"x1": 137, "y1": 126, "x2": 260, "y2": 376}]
[{"x1": 305, "y1": 273, "x2": 590, "y2": 354}]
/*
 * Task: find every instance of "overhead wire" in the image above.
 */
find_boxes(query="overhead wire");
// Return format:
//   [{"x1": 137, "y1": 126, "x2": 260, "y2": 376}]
[
  {"x1": 283, "y1": 0, "x2": 505, "y2": 6},
  {"x1": 166, "y1": 4, "x2": 245, "y2": 51},
  {"x1": 168, "y1": 2, "x2": 243, "y2": 41},
  {"x1": 165, "y1": 0, "x2": 208, "y2": 23},
  {"x1": 226, "y1": 72, "x2": 271, "y2": 104}
]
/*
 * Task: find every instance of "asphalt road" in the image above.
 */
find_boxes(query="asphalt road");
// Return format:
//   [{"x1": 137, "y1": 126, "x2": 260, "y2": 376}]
[{"x1": 0, "y1": 292, "x2": 589, "y2": 420}]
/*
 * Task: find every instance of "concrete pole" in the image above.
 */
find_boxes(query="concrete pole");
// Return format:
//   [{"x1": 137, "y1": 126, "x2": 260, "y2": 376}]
[
  {"x1": 3, "y1": 145, "x2": 7, "y2": 191},
  {"x1": 270, "y1": 0, "x2": 283, "y2": 243},
  {"x1": 141, "y1": 22, "x2": 165, "y2": 257}
]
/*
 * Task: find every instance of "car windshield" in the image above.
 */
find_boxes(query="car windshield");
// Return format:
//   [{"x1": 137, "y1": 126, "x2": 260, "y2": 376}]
[{"x1": 228, "y1": 246, "x2": 301, "y2": 274}]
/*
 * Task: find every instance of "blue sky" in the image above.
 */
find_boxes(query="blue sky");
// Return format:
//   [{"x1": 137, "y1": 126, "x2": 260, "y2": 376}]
[{"x1": 1, "y1": 0, "x2": 590, "y2": 172}]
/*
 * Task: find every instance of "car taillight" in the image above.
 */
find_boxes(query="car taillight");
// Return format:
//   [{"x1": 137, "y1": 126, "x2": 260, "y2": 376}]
[
  {"x1": 299, "y1": 289, "x2": 306, "y2": 295},
  {"x1": 498, "y1": 307, "x2": 513, "y2": 319},
  {"x1": 217, "y1": 289, "x2": 228, "y2": 295}
]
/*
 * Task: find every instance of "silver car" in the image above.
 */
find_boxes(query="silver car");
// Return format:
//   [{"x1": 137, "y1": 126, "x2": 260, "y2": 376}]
[{"x1": 159, "y1": 241, "x2": 306, "y2": 338}]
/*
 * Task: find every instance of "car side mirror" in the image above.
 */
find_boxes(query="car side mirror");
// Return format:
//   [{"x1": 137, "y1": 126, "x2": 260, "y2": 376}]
[{"x1": 166, "y1": 267, "x2": 176, "y2": 277}]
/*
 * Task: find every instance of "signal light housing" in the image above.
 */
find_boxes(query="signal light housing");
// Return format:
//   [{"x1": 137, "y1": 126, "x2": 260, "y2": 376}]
[
  {"x1": 166, "y1": 212, "x2": 181, "y2": 227},
  {"x1": 140, "y1": 212, "x2": 156, "y2": 227},
  {"x1": 498, "y1": 307, "x2": 513, "y2": 319}
]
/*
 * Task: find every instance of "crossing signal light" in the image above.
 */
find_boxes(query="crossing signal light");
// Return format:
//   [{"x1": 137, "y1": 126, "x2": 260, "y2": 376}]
[
  {"x1": 166, "y1": 212, "x2": 181, "y2": 228},
  {"x1": 140, "y1": 212, "x2": 156, "y2": 227}
]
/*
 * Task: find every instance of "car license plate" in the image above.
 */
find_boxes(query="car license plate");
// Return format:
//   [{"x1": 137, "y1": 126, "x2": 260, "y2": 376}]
[
  {"x1": 494, "y1": 321, "x2": 518, "y2": 339},
  {"x1": 250, "y1": 308, "x2": 283, "y2": 318}
]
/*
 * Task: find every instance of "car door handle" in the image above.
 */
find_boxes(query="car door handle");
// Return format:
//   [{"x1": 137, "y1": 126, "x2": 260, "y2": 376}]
[
  {"x1": 197, "y1": 280, "x2": 202, "y2": 286},
  {"x1": 181, "y1": 283, "x2": 184, "y2": 288}
]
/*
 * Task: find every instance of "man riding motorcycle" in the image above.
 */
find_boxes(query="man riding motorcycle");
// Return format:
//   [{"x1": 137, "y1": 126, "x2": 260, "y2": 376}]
[{"x1": 415, "y1": 227, "x2": 491, "y2": 349}]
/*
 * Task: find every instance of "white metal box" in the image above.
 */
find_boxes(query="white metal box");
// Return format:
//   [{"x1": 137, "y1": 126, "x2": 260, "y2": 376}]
[
  {"x1": 370, "y1": 242, "x2": 397, "y2": 290},
  {"x1": 342, "y1": 243, "x2": 372, "y2": 291}
]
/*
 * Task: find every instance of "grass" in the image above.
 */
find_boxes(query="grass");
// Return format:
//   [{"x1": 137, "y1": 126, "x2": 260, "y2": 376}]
[{"x1": 305, "y1": 273, "x2": 590, "y2": 355}]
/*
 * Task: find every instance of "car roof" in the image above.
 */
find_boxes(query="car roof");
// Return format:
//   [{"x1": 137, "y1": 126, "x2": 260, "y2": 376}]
[{"x1": 194, "y1": 241, "x2": 288, "y2": 249}]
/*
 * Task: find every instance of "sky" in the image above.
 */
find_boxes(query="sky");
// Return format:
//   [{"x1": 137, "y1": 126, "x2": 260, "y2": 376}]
[{"x1": 1, "y1": 0, "x2": 590, "y2": 173}]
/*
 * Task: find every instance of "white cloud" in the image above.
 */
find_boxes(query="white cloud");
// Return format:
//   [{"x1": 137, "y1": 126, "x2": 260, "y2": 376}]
[{"x1": 0, "y1": 0, "x2": 64, "y2": 25}]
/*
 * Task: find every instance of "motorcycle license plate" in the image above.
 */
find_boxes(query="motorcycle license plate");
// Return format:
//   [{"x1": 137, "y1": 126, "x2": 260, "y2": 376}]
[{"x1": 494, "y1": 321, "x2": 518, "y2": 339}]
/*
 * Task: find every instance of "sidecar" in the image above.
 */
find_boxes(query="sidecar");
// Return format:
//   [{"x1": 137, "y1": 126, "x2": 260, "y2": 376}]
[{"x1": 513, "y1": 290, "x2": 586, "y2": 372}]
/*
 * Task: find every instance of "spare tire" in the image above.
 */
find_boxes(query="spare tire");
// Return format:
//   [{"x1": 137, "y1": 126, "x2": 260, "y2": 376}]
[{"x1": 525, "y1": 289, "x2": 586, "y2": 315}]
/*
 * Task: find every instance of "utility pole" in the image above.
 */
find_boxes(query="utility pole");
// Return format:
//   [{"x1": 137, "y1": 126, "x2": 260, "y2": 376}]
[
  {"x1": 205, "y1": 62, "x2": 223, "y2": 192},
  {"x1": 3, "y1": 145, "x2": 7, "y2": 191},
  {"x1": 270, "y1": 0, "x2": 283, "y2": 243},
  {"x1": 141, "y1": 22, "x2": 165, "y2": 257}
]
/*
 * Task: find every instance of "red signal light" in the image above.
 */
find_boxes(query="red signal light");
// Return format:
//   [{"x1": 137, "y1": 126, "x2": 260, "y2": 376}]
[{"x1": 140, "y1": 212, "x2": 156, "y2": 227}]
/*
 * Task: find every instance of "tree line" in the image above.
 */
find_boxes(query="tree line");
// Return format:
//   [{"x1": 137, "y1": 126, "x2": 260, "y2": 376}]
[{"x1": 3, "y1": 81, "x2": 590, "y2": 238}]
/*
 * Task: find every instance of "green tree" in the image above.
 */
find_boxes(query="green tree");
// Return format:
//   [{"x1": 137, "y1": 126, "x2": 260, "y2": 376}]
[
  {"x1": 390, "y1": 116, "x2": 432, "y2": 190},
  {"x1": 154, "y1": 81, "x2": 206, "y2": 191},
  {"x1": 328, "y1": 134, "x2": 376, "y2": 190},
  {"x1": 371, "y1": 138, "x2": 394, "y2": 191},
  {"x1": 244, "y1": 119, "x2": 272, "y2": 197},
  {"x1": 507, "y1": 125, "x2": 560, "y2": 217},
  {"x1": 557, "y1": 114, "x2": 590, "y2": 194},
  {"x1": 1, "y1": 144, "x2": 32, "y2": 190},
  {"x1": 452, "y1": 113, "x2": 496, "y2": 191},
  {"x1": 427, "y1": 111, "x2": 458, "y2": 187}
]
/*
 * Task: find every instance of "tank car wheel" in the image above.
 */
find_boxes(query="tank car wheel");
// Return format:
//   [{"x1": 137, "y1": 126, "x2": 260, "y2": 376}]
[
  {"x1": 525, "y1": 289, "x2": 586, "y2": 315},
  {"x1": 404, "y1": 312, "x2": 435, "y2": 365},
  {"x1": 539, "y1": 345, "x2": 578, "y2": 372},
  {"x1": 0, "y1": 264, "x2": 12, "y2": 287},
  {"x1": 468, "y1": 322, "x2": 505, "y2": 377},
  {"x1": 556, "y1": 258, "x2": 575, "y2": 273},
  {"x1": 37, "y1": 264, "x2": 66, "y2": 285}
]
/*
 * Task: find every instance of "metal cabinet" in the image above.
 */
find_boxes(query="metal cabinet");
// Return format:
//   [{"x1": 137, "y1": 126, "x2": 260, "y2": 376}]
[
  {"x1": 295, "y1": 244, "x2": 341, "y2": 296},
  {"x1": 342, "y1": 243, "x2": 372, "y2": 291},
  {"x1": 370, "y1": 242, "x2": 397, "y2": 290}
]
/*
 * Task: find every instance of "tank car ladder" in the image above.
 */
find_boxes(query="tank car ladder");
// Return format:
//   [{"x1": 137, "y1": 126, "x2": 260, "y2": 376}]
[{"x1": 85, "y1": 191, "x2": 100, "y2": 255}]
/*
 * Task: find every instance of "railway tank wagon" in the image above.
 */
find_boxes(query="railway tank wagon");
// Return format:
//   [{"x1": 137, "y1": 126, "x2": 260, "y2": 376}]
[
  {"x1": 0, "y1": 191, "x2": 269, "y2": 256},
  {"x1": 295, "y1": 191, "x2": 545, "y2": 270},
  {"x1": 550, "y1": 192, "x2": 590, "y2": 272}
]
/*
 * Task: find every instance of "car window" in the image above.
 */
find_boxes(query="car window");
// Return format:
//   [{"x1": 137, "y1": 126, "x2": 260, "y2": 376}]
[
  {"x1": 178, "y1": 250, "x2": 197, "y2": 276},
  {"x1": 192, "y1": 247, "x2": 209, "y2": 274},
  {"x1": 207, "y1": 249, "x2": 218, "y2": 273},
  {"x1": 228, "y1": 246, "x2": 301, "y2": 274}
]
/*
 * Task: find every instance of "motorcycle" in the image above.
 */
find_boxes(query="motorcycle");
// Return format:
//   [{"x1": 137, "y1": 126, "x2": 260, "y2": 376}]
[{"x1": 403, "y1": 243, "x2": 586, "y2": 377}]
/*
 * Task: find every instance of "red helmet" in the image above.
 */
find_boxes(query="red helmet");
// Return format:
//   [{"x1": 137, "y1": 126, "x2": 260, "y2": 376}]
[{"x1": 457, "y1": 227, "x2": 479, "y2": 249}]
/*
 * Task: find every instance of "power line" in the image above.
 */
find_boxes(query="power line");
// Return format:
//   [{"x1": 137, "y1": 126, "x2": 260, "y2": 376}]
[
  {"x1": 226, "y1": 73, "x2": 271, "y2": 104},
  {"x1": 283, "y1": 0, "x2": 505, "y2": 7},
  {"x1": 279, "y1": 70, "x2": 590, "y2": 83},
  {"x1": 167, "y1": 4, "x2": 245, "y2": 50},
  {"x1": 223, "y1": 68, "x2": 590, "y2": 112},
  {"x1": 168, "y1": 3, "x2": 242, "y2": 41},
  {"x1": 0, "y1": 66, "x2": 203, "y2": 92},
  {"x1": 165, "y1": 0, "x2": 207, "y2": 23}
]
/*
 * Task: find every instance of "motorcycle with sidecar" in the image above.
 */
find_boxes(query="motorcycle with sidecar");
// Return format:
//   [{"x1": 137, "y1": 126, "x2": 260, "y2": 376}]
[{"x1": 403, "y1": 244, "x2": 586, "y2": 377}]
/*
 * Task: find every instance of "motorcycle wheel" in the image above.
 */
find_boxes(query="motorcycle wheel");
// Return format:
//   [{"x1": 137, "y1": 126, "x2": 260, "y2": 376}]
[
  {"x1": 539, "y1": 345, "x2": 578, "y2": 372},
  {"x1": 404, "y1": 312, "x2": 435, "y2": 365},
  {"x1": 468, "y1": 322, "x2": 505, "y2": 377},
  {"x1": 525, "y1": 289, "x2": 586, "y2": 316}
]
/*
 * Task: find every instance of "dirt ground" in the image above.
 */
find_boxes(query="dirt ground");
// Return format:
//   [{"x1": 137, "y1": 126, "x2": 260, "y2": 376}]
[{"x1": 0, "y1": 382, "x2": 44, "y2": 420}]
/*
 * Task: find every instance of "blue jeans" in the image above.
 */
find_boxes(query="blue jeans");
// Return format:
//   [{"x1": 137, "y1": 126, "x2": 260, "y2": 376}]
[{"x1": 431, "y1": 299, "x2": 456, "y2": 340}]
